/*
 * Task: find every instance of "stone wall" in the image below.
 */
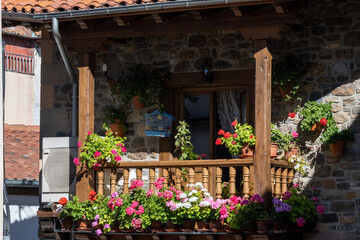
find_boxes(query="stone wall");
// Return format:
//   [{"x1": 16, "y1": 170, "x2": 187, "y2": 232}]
[{"x1": 43, "y1": 0, "x2": 360, "y2": 239}]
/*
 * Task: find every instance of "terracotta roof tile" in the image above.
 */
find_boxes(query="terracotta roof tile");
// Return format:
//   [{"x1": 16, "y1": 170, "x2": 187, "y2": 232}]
[
  {"x1": 2, "y1": 0, "x2": 174, "y2": 13},
  {"x1": 2, "y1": 25, "x2": 41, "y2": 38},
  {"x1": 4, "y1": 124, "x2": 40, "y2": 181}
]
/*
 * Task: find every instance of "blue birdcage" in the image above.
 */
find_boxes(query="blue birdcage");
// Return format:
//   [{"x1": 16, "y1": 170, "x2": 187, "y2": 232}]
[{"x1": 145, "y1": 110, "x2": 175, "y2": 137}]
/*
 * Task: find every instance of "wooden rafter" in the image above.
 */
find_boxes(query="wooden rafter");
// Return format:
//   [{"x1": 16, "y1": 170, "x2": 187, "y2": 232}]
[
  {"x1": 152, "y1": 13, "x2": 164, "y2": 23},
  {"x1": 231, "y1": 6, "x2": 243, "y2": 16},
  {"x1": 77, "y1": 20, "x2": 88, "y2": 29},
  {"x1": 114, "y1": 17, "x2": 126, "y2": 26},
  {"x1": 273, "y1": 3, "x2": 285, "y2": 13}
]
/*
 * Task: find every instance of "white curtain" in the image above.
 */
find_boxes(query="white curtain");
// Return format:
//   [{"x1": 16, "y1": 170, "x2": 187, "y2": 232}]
[{"x1": 216, "y1": 90, "x2": 246, "y2": 133}]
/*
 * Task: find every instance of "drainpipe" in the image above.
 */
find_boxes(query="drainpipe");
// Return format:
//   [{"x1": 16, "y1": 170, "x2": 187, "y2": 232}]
[{"x1": 52, "y1": 17, "x2": 77, "y2": 138}]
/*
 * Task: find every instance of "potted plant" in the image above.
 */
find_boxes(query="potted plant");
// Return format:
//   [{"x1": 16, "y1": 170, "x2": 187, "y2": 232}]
[
  {"x1": 281, "y1": 131, "x2": 299, "y2": 159},
  {"x1": 270, "y1": 123, "x2": 283, "y2": 159},
  {"x1": 216, "y1": 120, "x2": 256, "y2": 157},
  {"x1": 235, "y1": 194, "x2": 265, "y2": 233},
  {"x1": 288, "y1": 155, "x2": 309, "y2": 176},
  {"x1": 271, "y1": 198, "x2": 292, "y2": 233},
  {"x1": 272, "y1": 56, "x2": 308, "y2": 101},
  {"x1": 58, "y1": 196, "x2": 87, "y2": 230},
  {"x1": 76, "y1": 129, "x2": 127, "y2": 169},
  {"x1": 298, "y1": 101, "x2": 335, "y2": 132},
  {"x1": 321, "y1": 125, "x2": 355, "y2": 157},
  {"x1": 174, "y1": 121, "x2": 199, "y2": 160},
  {"x1": 111, "y1": 64, "x2": 171, "y2": 110},
  {"x1": 103, "y1": 106, "x2": 127, "y2": 137}
]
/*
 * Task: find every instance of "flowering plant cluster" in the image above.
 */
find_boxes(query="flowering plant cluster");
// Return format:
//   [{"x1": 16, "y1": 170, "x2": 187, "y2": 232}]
[
  {"x1": 298, "y1": 101, "x2": 335, "y2": 132},
  {"x1": 216, "y1": 120, "x2": 256, "y2": 155},
  {"x1": 288, "y1": 155, "x2": 309, "y2": 176},
  {"x1": 75, "y1": 129, "x2": 127, "y2": 169}
]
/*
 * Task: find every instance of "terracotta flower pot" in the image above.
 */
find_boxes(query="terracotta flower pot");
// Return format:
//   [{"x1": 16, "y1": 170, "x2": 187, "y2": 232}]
[
  {"x1": 239, "y1": 144, "x2": 254, "y2": 158},
  {"x1": 77, "y1": 219, "x2": 92, "y2": 231},
  {"x1": 210, "y1": 220, "x2": 224, "y2": 232},
  {"x1": 151, "y1": 221, "x2": 165, "y2": 232},
  {"x1": 311, "y1": 122, "x2": 321, "y2": 131},
  {"x1": 330, "y1": 140, "x2": 346, "y2": 157},
  {"x1": 181, "y1": 220, "x2": 195, "y2": 232},
  {"x1": 165, "y1": 221, "x2": 180, "y2": 232},
  {"x1": 132, "y1": 95, "x2": 144, "y2": 110},
  {"x1": 224, "y1": 226, "x2": 241, "y2": 233},
  {"x1": 270, "y1": 143, "x2": 279, "y2": 159},
  {"x1": 285, "y1": 147, "x2": 299, "y2": 159},
  {"x1": 120, "y1": 228, "x2": 135, "y2": 233},
  {"x1": 60, "y1": 219, "x2": 73, "y2": 230},
  {"x1": 109, "y1": 119, "x2": 125, "y2": 137},
  {"x1": 256, "y1": 219, "x2": 271, "y2": 234},
  {"x1": 196, "y1": 221, "x2": 211, "y2": 232},
  {"x1": 272, "y1": 220, "x2": 288, "y2": 233}
]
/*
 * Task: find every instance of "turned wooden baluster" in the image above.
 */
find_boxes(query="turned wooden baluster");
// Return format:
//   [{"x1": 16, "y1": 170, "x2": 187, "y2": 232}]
[
  {"x1": 175, "y1": 168, "x2": 182, "y2": 190},
  {"x1": 136, "y1": 168, "x2": 143, "y2": 181},
  {"x1": 149, "y1": 168, "x2": 155, "y2": 192},
  {"x1": 271, "y1": 167, "x2": 275, "y2": 197},
  {"x1": 216, "y1": 167, "x2": 222, "y2": 199},
  {"x1": 189, "y1": 167, "x2": 195, "y2": 190},
  {"x1": 229, "y1": 167, "x2": 236, "y2": 197},
  {"x1": 202, "y1": 167, "x2": 209, "y2": 191},
  {"x1": 110, "y1": 168, "x2": 117, "y2": 194},
  {"x1": 288, "y1": 169, "x2": 294, "y2": 188},
  {"x1": 281, "y1": 168, "x2": 288, "y2": 194},
  {"x1": 97, "y1": 169, "x2": 104, "y2": 195},
  {"x1": 123, "y1": 168, "x2": 129, "y2": 194},
  {"x1": 243, "y1": 166, "x2": 250, "y2": 199},
  {"x1": 274, "y1": 167, "x2": 281, "y2": 198},
  {"x1": 162, "y1": 168, "x2": 169, "y2": 187}
]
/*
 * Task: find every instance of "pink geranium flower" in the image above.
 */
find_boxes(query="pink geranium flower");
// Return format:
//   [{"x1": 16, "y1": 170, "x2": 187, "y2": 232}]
[
  {"x1": 111, "y1": 149, "x2": 118, "y2": 155},
  {"x1": 121, "y1": 147, "x2": 127, "y2": 153},
  {"x1": 316, "y1": 205, "x2": 325, "y2": 214},
  {"x1": 131, "y1": 201, "x2": 139, "y2": 208},
  {"x1": 94, "y1": 151, "x2": 101, "y2": 158},
  {"x1": 77, "y1": 142, "x2": 82, "y2": 148},
  {"x1": 297, "y1": 218, "x2": 306, "y2": 227},
  {"x1": 291, "y1": 131, "x2": 298, "y2": 138},
  {"x1": 87, "y1": 131, "x2": 91, "y2": 135},
  {"x1": 115, "y1": 198, "x2": 123, "y2": 207},
  {"x1": 73, "y1": 158, "x2": 79, "y2": 166},
  {"x1": 115, "y1": 156, "x2": 121, "y2": 162},
  {"x1": 126, "y1": 207, "x2": 135, "y2": 216}
]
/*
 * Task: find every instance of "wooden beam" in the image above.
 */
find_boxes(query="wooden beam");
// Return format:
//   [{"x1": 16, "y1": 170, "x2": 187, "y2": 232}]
[
  {"x1": 231, "y1": 6, "x2": 243, "y2": 16},
  {"x1": 253, "y1": 41, "x2": 272, "y2": 209},
  {"x1": 114, "y1": 17, "x2": 126, "y2": 26},
  {"x1": 77, "y1": 20, "x2": 88, "y2": 29},
  {"x1": 190, "y1": 10, "x2": 203, "y2": 20},
  {"x1": 60, "y1": 12, "x2": 297, "y2": 40},
  {"x1": 152, "y1": 13, "x2": 164, "y2": 23},
  {"x1": 63, "y1": 38, "x2": 107, "y2": 52},
  {"x1": 273, "y1": 4, "x2": 284, "y2": 14},
  {"x1": 77, "y1": 52, "x2": 96, "y2": 202}
]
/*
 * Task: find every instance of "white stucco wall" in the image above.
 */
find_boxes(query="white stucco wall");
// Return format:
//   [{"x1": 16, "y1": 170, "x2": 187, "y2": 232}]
[
  {"x1": 4, "y1": 71, "x2": 39, "y2": 125},
  {"x1": 7, "y1": 194, "x2": 39, "y2": 240}
]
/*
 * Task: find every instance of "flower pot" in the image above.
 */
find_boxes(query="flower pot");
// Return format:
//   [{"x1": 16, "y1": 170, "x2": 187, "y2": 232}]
[
  {"x1": 109, "y1": 119, "x2": 125, "y2": 137},
  {"x1": 224, "y1": 226, "x2": 241, "y2": 233},
  {"x1": 311, "y1": 122, "x2": 321, "y2": 131},
  {"x1": 239, "y1": 144, "x2": 254, "y2": 158},
  {"x1": 77, "y1": 219, "x2": 92, "y2": 231},
  {"x1": 181, "y1": 220, "x2": 195, "y2": 232},
  {"x1": 110, "y1": 221, "x2": 120, "y2": 232},
  {"x1": 285, "y1": 147, "x2": 299, "y2": 159},
  {"x1": 272, "y1": 220, "x2": 288, "y2": 233},
  {"x1": 270, "y1": 143, "x2": 279, "y2": 159},
  {"x1": 133, "y1": 95, "x2": 144, "y2": 110},
  {"x1": 60, "y1": 219, "x2": 73, "y2": 230},
  {"x1": 244, "y1": 222, "x2": 257, "y2": 233},
  {"x1": 210, "y1": 220, "x2": 224, "y2": 232},
  {"x1": 330, "y1": 140, "x2": 346, "y2": 157},
  {"x1": 150, "y1": 221, "x2": 165, "y2": 232},
  {"x1": 120, "y1": 228, "x2": 135, "y2": 233},
  {"x1": 256, "y1": 219, "x2": 271, "y2": 234},
  {"x1": 165, "y1": 221, "x2": 180, "y2": 232},
  {"x1": 196, "y1": 221, "x2": 211, "y2": 232}
]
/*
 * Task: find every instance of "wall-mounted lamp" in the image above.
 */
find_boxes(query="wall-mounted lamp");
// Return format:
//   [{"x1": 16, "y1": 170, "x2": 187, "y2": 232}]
[
  {"x1": 103, "y1": 63, "x2": 114, "y2": 81},
  {"x1": 202, "y1": 59, "x2": 213, "y2": 83}
]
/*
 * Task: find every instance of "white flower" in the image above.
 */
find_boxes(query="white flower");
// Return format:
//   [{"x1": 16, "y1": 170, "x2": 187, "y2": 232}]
[
  {"x1": 290, "y1": 158, "x2": 294, "y2": 163},
  {"x1": 201, "y1": 188, "x2": 208, "y2": 192},
  {"x1": 294, "y1": 164, "x2": 300, "y2": 170},
  {"x1": 204, "y1": 192, "x2": 211, "y2": 197},
  {"x1": 106, "y1": 157, "x2": 111, "y2": 163},
  {"x1": 93, "y1": 206, "x2": 98, "y2": 210},
  {"x1": 194, "y1": 182, "x2": 203, "y2": 188},
  {"x1": 199, "y1": 200, "x2": 210, "y2": 207},
  {"x1": 182, "y1": 202, "x2": 192, "y2": 209},
  {"x1": 188, "y1": 190, "x2": 198, "y2": 196},
  {"x1": 189, "y1": 196, "x2": 198, "y2": 203},
  {"x1": 179, "y1": 193, "x2": 187, "y2": 199}
]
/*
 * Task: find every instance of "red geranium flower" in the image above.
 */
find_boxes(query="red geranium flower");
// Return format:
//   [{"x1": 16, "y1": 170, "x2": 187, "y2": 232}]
[
  {"x1": 231, "y1": 120, "x2": 238, "y2": 127},
  {"x1": 89, "y1": 190, "x2": 97, "y2": 201},
  {"x1": 59, "y1": 197, "x2": 68, "y2": 205},
  {"x1": 320, "y1": 118, "x2": 327, "y2": 126},
  {"x1": 250, "y1": 135, "x2": 254, "y2": 139},
  {"x1": 233, "y1": 133, "x2": 237, "y2": 138},
  {"x1": 224, "y1": 132, "x2": 232, "y2": 139},
  {"x1": 288, "y1": 112, "x2": 296, "y2": 118},
  {"x1": 218, "y1": 129, "x2": 225, "y2": 135},
  {"x1": 215, "y1": 139, "x2": 222, "y2": 145}
]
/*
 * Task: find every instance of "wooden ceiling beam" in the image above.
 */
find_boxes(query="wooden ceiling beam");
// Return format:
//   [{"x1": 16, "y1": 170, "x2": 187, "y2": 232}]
[
  {"x1": 190, "y1": 10, "x2": 203, "y2": 20},
  {"x1": 77, "y1": 20, "x2": 88, "y2": 29},
  {"x1": 60, "y1": 12, "x2": 298, "y2": 40},
  {"x1": 273, "y1": 4, "x2": 284, "y2": 14},
  {"x1": 114, "y1": 17, "x2": 126, "y2": 26},
  {"x1": 231, "y1": 6, "x2": 243, "y2": 16},
  {"x1": 152, "y1": 13, "x2": 164, "y2": 23}
]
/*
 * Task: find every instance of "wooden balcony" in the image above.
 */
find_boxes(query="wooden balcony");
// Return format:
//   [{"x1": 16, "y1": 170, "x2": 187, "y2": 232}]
[{"x1": 96, "y1": 158, "x2": 294, "y2": 199}]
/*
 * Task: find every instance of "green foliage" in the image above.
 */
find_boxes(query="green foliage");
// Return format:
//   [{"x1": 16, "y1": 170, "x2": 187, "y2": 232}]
[
  {"x1": 271, "y1": 123, "x2": 283, "y2": 145},
  {"x1": 103, "y1": 106, "x2": 126, "y2": 125},
  {"x1": 59, "y1": 196, "x2": 86, "y2": 221},
  {"x1": 321, "y1": 125, "x2": 355, "y2": 145},
  {"x1": 283, "y1": 188, "x2": 318, "y2": 223},
  {"x1": 174, "y1": 121, "x2": 199, "y2": 160},
  {"x1": 288, "y1": 155, "x2": 309, "y2": 176},
  {"x1": 147, "y1": 195, "x2": 168, "y2": 224},
  {"x1": 227, "y1": 202, "x2": 266, "y2": 230},
  {"x1": 298, "y1": 101, "x2": 335, "y2": 131},
  {"x1": 216, "y1": 121, "x2": 256, "y2": 156},
  {"x1": 79, "y1": 129, "x2": 126, "y2": 169},
  {"x1": 111, "y1": 64, "x2": 171, "y2": 109},
  {"x1": 272, "y1": 56, "x2": 308, "y2": 101}
]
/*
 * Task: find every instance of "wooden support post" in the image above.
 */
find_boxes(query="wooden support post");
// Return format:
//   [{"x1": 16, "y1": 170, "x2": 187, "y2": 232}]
[
  {"x1": 216, "y1": 167, "x2": 222, "y2": 199},
  {"x1": 189, "y1": 167, "x2": 195, "y2": 190},
  {"x1": 229, "y1": 167, "x2": 236, "y2": 197},
  {"x1": 175, "y1": 168, "x2": 182, "y2": 190},
  {"x1": 136, "y1": 168, "x2": 143, "y2": 180},
  {"x1": 123, "y1": 168, "x2": 129, "y2": 194},
  {"x1": 202, "y1": 167, "x2": 209, "y2": 191},
  {"x1": 288, "y1": 169, "x2": 294, "y2": 188},
  {"x1": 274, "y1": 167, "x2": 281, "y2": 198},
  {"x1": 110, "y1": 168, "x2": 117, "y2": 194},
  {"x1": 163, "y1": 168, "x2": 169, "y2": 187},
  {"x1": 243, "y1": 166, "x2": 250, "y2": 199},
  {"x1": 77, "y1": 52, "x2": 96, "y2": 201},
  {"x1": 254, "y1": 42, "x2": 272, "y2": 209},
  {"x1": 271, "y1": 167, "x2": 275, "y2": 197},
  {"x1": 97, "y1": 169, "x2": 104, "y2": 195},
  {"x1": 281, "y1": 168, "x2": 288, "y2": 194},
  {"x1": 150, "y1": 168, "x2": 156, "y2": 192}
]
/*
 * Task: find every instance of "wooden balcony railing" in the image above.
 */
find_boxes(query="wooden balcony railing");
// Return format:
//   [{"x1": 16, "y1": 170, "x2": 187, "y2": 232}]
[
  {"x1": 4, "y1": 52, "x2": 35, "y2": 75},
  {"x1": 96, "y1": 159, "x2": 294, "y2": 199}
]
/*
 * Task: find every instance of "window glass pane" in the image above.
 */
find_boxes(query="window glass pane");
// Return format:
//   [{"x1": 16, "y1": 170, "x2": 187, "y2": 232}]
[{"x1": 184, "y1": 95, "x2": 210, "y2": 159}]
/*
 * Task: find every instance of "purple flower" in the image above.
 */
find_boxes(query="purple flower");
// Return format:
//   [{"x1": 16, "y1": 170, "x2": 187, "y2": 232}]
[
  {"x1": 96, "y1": 229, "x2": 102, "y2": 236},
  {"x1": 104, "y1": 224, "x2": 110, "y2": 229},
  {"x1": 297, "y1": 218, "x2": 306, "y2": 227},
  {"x1": 94, "y1": 215, "x2": 99, "y2": 221},
  {"x1": 92, "y1": 221, "x2": 98, "y2": 227},
  {"x1": 111, "y1": 192, "x2": 119, "y2": 198},
  {"x1": 272, "y1": 198, "x2": 281, "y2": 205},
  {"x1": 250, "y1": 194, "x2": 264, "y2": 203}
]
